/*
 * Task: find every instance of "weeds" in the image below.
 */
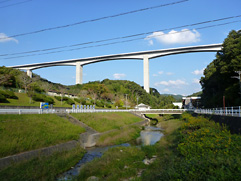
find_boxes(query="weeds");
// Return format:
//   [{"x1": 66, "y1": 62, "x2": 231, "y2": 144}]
[
  {"x1": 0, "y1": 114, "x2": 85, "y2": 157},
  {"x1": 71, "y1": 112, "x2": 143, "y2": 132},
  {"x1": 0, "y1": 145, "x2": 85, "y2": 181}
]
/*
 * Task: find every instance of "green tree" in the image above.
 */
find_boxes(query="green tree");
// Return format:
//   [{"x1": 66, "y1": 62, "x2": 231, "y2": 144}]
[{"x1": 200, "y1": 30, "x2": 241, "y2": 107}]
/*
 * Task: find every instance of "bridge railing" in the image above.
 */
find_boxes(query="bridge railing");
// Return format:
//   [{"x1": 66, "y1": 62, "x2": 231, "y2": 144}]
[
  {"x1": 67, "y1": 108, "x2": 187, "y2": 114},
  {"x1": 194, "y1": 106, "x2": 241, "y2": 117},
  {"x1": 0, "y1": 109, "x2": 56, "y2": 115}
]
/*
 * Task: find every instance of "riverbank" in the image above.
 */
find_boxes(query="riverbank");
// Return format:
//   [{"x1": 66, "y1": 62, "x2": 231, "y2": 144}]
[
  {"x1": 0, "y1": 112, "x2": 146, "y2": 180},
  {"x1": 77, "y1": 113, "x2": 241, "y2": 180}
]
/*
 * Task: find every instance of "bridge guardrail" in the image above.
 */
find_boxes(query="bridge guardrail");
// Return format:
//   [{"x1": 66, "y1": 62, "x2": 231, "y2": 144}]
[
  {"x1": 67, "y1": 108, "x2": 187, "y2": 114},
  {"x1": 0, "y1": 108, "x2": 187, "y2": 115},
  {"x1": 194, "y1": 106, "x2": 241, "y2": 117},
  {"x1": 0, "y1": 109, "x2": 56, "y2": 115}
]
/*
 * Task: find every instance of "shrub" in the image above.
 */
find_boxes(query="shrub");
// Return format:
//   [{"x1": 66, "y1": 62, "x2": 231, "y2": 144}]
[
  {"x1": 65, "y1": 98, "x2": 75, "y2": 105},
  {"x1": 96, "y1": 100, "x2": 104, "y2": 108},
  {"x1": 0, "y1": 94, "x2": 8, "y2": 103},
  {"x1": 32, "y1": 93, "x2": 54, "y2": 104},
  {"x1": 0, "y1": 90, "x2": 18, "y2": 99}
]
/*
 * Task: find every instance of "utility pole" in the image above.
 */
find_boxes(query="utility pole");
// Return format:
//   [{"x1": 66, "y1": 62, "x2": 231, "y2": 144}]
[{"x1": 136, "y1": 93, "x2": 139, "y2": 105}]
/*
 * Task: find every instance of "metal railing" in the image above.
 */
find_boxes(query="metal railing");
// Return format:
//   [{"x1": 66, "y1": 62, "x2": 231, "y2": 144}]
[
  {"x1": 194, "y1": 106, "x2": 241, "y2": 117},
  {"x1": 0, "y1": 107, "x2": 187, "y2": 115},
  {"x1": 0, "y1": 109, "x2": 56, "y2": 115},
  {"x1": 67, "y1": 108, "x2": 187, "y2": 114}
]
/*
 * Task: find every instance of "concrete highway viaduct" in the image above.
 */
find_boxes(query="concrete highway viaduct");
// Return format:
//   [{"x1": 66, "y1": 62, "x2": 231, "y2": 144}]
[{"x1": 9, "y1": 43, "x2": 222, "y2": 93}]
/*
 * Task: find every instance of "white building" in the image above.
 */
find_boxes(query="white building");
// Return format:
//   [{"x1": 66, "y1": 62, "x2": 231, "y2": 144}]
[
  {"x1": 135, "y1": 103, "x2": 151, "y2": 110},
  {"x1": 173, "y1": 102, "x2": 182, "y2": 109}
]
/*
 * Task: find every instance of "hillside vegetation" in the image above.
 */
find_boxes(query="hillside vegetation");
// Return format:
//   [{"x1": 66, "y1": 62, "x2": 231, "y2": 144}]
[
  {"x1": 200, "y1": 30, "x2": 241, "y2": 107},
  {"x1": 0, "y1": 66, "x2": 178, "y2": 108}
]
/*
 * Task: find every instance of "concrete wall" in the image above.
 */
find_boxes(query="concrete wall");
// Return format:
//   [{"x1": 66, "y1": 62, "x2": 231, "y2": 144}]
[{"x1": 0, "y1": 141, "x2": 79, "y2": 170}]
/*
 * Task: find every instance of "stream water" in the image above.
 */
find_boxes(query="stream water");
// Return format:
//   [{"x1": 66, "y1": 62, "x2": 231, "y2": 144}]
[{"x1": 57, "y1": 124, "x2": 163, "y2": 180}]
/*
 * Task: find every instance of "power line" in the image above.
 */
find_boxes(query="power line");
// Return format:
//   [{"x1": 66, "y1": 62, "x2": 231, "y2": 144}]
[
  {"x1": 1, "y1": 15, "x2": 241, "y2": 58},
  {"x1": 3, "y1": 20, "x2": 241, "y2": 60},
  {"x1": 0, "y1": 0, "x2": 188, "y2": 40},
  {"x1": 0, "y1": 0, "x2": 32, "y2": 8}
]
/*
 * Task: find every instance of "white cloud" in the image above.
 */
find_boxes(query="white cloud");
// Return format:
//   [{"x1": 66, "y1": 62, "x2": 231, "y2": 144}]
[
  {"x1": 166, "y1": 72, "x2": 174, "y2": 75},
  {"x1": 0, "y1": 33, "x2": 18, "y2": 43},
  {"x1": 158, "y1": 71, "x2": 164, "y2": 75},
  {"x1": 155, "y1": 79, "x2": 187, "y2": 87},
  {"x1": 163, "y1": 88, "x2": 170, "y2": 92},
  {"x1": 192, "y1": 78, "x2": 200, "y2": 84},
  {"x1": 113, "y1": 73, "x2": 126, "y2": 79},
  {"x1": 153, "y1": 74, "x2": 158, "y2": 77},
  {"x1": 192, "y1": 68, "x2": 204, "y2": 75},
  {"x1": 145, "y1": 29, "x2": 200, "y2": 45}
]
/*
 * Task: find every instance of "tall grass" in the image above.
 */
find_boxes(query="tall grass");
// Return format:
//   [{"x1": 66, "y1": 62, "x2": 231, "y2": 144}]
[
  {"x1": 97, "y1": 125, "x2": 141, "y2": 146},
  {"x1": 0, "y1": 114, "x2": 85, "y2": 157},
  {"x1": 142, "y1": 113, "x2": 241, "y2": 180},
  {"x1": 71, "y1": 112, "x2": 143, "y2": 132},
  {"x1": 78, "y1": 146, "x2": 146, "y2": 181},
  {"x1": 0, "y1": 145, "x2": 85, "y2": 181}
]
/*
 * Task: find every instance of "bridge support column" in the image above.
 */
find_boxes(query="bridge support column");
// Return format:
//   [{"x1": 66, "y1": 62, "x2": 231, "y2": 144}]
[
  {"x1": 76, "y1": 61, "x2": 83, "y2": 84},
  {"x1": 26, "y1": 69, "x2": 32, "y2": 78},
  {"x1": 143, "y1": 55, "x2": 150, "y2": 93}
]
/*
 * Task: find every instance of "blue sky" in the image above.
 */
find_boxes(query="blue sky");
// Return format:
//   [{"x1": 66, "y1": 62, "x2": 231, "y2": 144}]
[{"x1": 1, "y1": 0, "x2": 241, "y2": 95}]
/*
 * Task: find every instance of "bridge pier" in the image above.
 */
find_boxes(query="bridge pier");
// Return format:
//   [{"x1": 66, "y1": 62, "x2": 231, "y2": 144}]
[
  {"x1": 143, "y1": 55, "x2": 150, "y2": 93},
  {"x1": 26, "y1": 69, "x2": 32, "y2": 78},
  {"x1": 76, "y1": 61, "x2": 83, "y2": 84}
]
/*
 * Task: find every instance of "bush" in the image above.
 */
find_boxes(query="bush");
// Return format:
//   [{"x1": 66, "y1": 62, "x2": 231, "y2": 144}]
[
  {"x1": 0, "y1": 94, "x2": 9, "y2": 103},
  {"x1": 55, "y1": 96, "x2": 74, "y2": 105},
  {"x1": 32, "y1": 93, "x2": 54, "y2": 104},
  {"x1": 0, "y1": 90, "x2": 18, "y2": 99},
  {"x1": 65, "y1": 98, "x2": 75, "y2": 105},
  {"x1": 96, "y1": 100, "x2": 104, "y2": 108}
]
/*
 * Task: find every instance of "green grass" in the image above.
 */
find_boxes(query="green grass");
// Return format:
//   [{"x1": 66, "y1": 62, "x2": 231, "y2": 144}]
[
  {"x1": 71, "y1": 112, "x2": 143, "y2": 132},
  {"x1": 0, "y1": 92, "x2": 76, "y2": 107},
  {"x1": 78, "y1": 146, "x2": 146, "y2": 181},
  {"x1": 97, "y1": 125, "x2": 141, "y2": 146},
  {"x1": 0, "y1": 145, "x2": 85, "y2": 181},
  {"x1": 141, "y1": 113, "x2": 241, "y2": 180},
  {"x1": 0, "y1": 114, "x2": 85, "y2": 157}
]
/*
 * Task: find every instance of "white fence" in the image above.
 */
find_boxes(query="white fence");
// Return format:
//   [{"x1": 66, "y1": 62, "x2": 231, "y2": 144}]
[
  {"x1": 67, "y1": 108, "x2": 187, "y2": 114},
  {"x1": 194, "y1": 106, "x2": 241, "y2": 117},
  {"x1": 0, "y1": 109, "x2": 56, "y2": 115}
]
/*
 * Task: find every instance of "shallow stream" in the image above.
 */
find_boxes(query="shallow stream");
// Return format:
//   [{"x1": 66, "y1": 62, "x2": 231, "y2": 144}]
[{"x1": 57, "y1": 124, "x2": 163, "y2": 180}]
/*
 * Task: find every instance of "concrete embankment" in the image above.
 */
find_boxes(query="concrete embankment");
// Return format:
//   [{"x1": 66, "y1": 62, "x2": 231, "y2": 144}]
[{"x1": 0, "y1": 140, "x2": 78, "y2": 170}]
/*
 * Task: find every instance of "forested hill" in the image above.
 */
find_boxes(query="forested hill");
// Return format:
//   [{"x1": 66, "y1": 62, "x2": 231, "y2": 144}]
[{"x1": 0, "y1": 66, "x2": 178, "y2": 108}]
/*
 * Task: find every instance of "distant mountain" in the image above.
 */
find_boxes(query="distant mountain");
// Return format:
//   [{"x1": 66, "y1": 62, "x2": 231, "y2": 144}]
[
  {"x1": 160, "y1": 94, "x2": 183, "y2": 102},
  {"x1": 188, "y1": 91, "x2": 202, "y2": 97}
]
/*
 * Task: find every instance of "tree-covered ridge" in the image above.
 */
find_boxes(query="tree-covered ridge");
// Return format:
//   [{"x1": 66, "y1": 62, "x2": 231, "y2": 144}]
[
  {"x1": 0, "y1": 67, "x2": 177, "y2": 108},
  {"x1": 200, "y1": 30, "x2": 241, "y2": 107}
]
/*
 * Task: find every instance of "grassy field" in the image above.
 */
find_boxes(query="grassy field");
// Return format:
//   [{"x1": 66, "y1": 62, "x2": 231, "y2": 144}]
[
  {"x1": 0, "y1": 114, "x2": 85, "y2": 157},
  {"x1": 71, "y1": 112, "x2": 143, "y2": 132},
  {"x1": 0, "y1": 93, "x2": 73, "y2": 107},
  {"x1": 96, "y1": 125, "x2": 141, "y2": 146},
  {"x1": 0, "y1": 145, "x2": 85, "y2": 181}
]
